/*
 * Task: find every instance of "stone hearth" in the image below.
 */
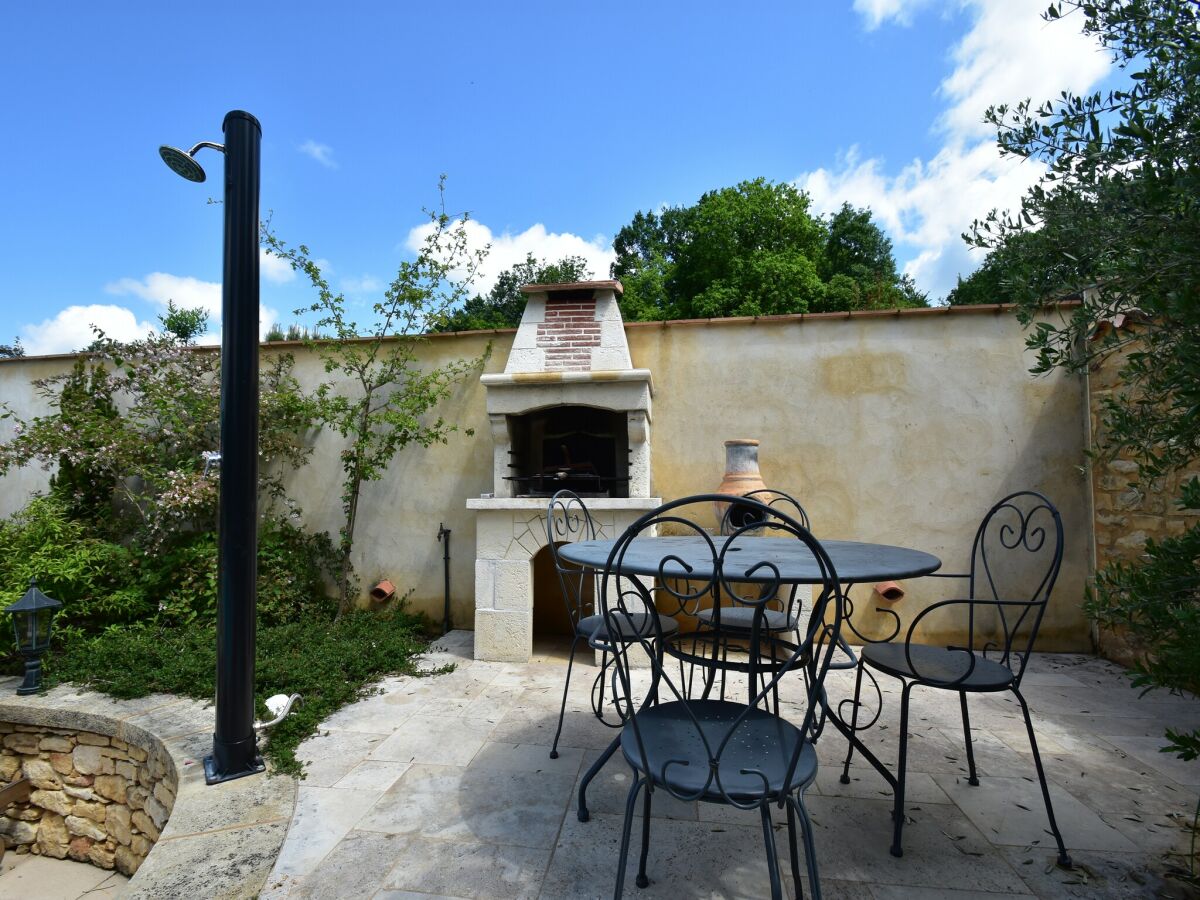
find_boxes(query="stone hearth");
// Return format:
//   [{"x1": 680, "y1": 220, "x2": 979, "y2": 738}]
[{"x1": 469, "y1": 281, "x2": 659, "y2": 662}]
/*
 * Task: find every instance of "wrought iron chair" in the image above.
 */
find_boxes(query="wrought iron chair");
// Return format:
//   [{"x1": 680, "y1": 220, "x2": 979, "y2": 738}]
[
  {"x1": 601, "y1": 494, "x2": 845, "y2": 899},
  {"x1": 545, "y1": 490, "x2": 679, "y2": 760},
  {"x1": 693, "y1": 490, "x2": 814, "y2": 703},
  {"x1": 838, "y1": 490, "x2": 1071, "y2": 866}
]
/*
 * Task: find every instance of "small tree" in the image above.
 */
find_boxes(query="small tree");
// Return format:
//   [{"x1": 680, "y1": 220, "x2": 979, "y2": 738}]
[
  {"x1": 968, "y1": 0, "x2": 1200, "y2": 756},
  {"x1": 264, "y1": 182, "x2": 490, "y2": 613}
]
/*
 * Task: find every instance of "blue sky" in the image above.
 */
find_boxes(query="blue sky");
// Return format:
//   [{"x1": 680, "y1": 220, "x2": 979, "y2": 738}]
[{"x1": 1, "y1": 1, "x2": 1114, "y2": 355}]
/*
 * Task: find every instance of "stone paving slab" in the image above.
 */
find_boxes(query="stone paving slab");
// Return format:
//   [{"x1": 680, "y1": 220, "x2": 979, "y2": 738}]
[{"x1": 261, "y1": 633, "x2": 1199, "y2": 898}]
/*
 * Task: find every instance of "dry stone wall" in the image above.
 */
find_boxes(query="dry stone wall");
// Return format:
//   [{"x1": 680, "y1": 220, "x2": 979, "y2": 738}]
[
  {"x1": 1088, "y1": 327, "x2": 1200, "y2": 666},
  {"x1": 0, "y1": 721, "x2": 176, "y2": 876}
]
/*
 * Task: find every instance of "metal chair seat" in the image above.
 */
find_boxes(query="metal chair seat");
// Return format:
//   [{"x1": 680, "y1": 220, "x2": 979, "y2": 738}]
[
  {"x1": 861, "y1": 642, "x2": 1015, "y2": 690},
  {"x1": 621, "y1": 699, "x2": 818, "y2": 803},
  {"x1": 695, "y1": 606, "x2": 797, "y2": 633},
  {"x1": 579, "y1": 611, "x2": 679, "y2": 645}
]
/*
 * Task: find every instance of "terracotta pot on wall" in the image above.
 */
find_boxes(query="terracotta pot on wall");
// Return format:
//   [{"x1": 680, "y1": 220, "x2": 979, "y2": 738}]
[{"x1": 713, "y1": 439, "x2": 769, "y2": 526}]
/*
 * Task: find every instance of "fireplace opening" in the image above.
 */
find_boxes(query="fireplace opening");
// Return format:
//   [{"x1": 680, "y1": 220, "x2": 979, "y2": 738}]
[
  {"x1": 532, "y1": 544, "x2": 578, "y2": 637},
  {"x1": 506, "y1": 406, "x2": 629, "y2": 497}
]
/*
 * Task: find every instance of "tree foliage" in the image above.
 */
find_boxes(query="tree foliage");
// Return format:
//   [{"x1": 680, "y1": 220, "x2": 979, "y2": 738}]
[
  {"x1": 432, "y1": 253, "x2": 591, "y2": 332},
  {"x1": 264, "y1": 181, "x2": 490, "y2": 613},
  {"x1": 967, "y1": 0, "x2": 1200, "y2": 755},
  {"x1": 611, "y1": 179, "x2": 925, "y2": 320}
]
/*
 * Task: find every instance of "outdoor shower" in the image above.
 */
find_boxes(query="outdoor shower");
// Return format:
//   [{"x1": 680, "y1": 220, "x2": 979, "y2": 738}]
[{"x1": 159, "y1": 111, "x2": 266, "y2": 785}]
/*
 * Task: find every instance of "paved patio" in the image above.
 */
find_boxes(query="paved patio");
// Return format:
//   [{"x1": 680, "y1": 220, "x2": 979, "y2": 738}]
[{"x1": 260, "y1": 630, "x2": 1200, "y2": 899}]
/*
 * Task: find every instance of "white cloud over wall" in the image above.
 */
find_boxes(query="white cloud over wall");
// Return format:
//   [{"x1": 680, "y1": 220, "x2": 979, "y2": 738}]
[
  {"x1": 105, "y1": 272, "x2": 223, "y2": 319},
  {"x1": 21, "y1": 257, "x2": 290, "y2": 355},
  {"x1": 800, "y1": 0, "x2": 1111, "y2": 299},
  {"x1": 403, "y1": 219, "x2": 616, "y2": 297},
  {"x1": 21, "y1": 305, "x2": 157, "y2": 356}
]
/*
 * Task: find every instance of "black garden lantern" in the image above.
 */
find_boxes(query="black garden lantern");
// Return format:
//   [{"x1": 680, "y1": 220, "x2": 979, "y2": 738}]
[{"x1": 5, "y1": 578, "x2": 62, "y2": 695}]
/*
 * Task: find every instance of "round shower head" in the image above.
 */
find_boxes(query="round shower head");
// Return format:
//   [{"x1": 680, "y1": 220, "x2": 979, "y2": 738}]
[{"x1": 159, "y1": 145, "x2": 207, "y2": 183}]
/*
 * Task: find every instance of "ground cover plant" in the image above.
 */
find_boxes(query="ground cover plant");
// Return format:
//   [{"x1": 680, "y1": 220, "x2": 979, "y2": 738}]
[{"x1": 48, "y1": 609, "x2": 438, "y2": 776}]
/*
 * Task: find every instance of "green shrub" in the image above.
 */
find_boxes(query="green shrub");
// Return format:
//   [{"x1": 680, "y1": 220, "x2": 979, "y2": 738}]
[
  {"x1": 137, "y1": 518, "x2": 338, "y2": 628},
  {"x1": 0, "y1": 496, "x2": 152, "y2": 654},
  {"x1": 50, "y1": 609, "x2": 436, "y2": 775},
  {"x1": 255, "y1": 518, "x2": 339, "y2": 625}
]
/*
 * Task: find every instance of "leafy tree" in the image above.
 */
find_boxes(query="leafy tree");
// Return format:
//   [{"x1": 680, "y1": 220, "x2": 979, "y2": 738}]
[
  {"x1": 967, "y1": 0, "x2": 1200, "y2": 756},
  {"x1": 947, "y1": 233, "x2": 1046, "y2": 306},
  {"x1": 433, "y1": 253, "x2": 592, "y2": 332},
  {"x1": 818, "y1": 203, "x2": 928, "y2": 310},
  {"x1": 611, "y1": 180, "x2": 922, "y2": 320},
  {"x1": 264, "y1": 182, "x2": 490, "y2": 613},
  {"x1": 158, "y1": 299, "x2": 210, "y2": 343},
  {"x1": 0, "y1": 338, "x2": 24, "y2": 359}
]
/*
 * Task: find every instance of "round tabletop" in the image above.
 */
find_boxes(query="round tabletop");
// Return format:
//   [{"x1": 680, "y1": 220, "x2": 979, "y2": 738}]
[{"x1": 558, "y1": 536, "x2": 941, "y2": 584}]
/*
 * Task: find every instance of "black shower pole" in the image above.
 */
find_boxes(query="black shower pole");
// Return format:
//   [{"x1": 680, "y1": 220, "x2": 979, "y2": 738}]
[{"x1": 204, "y1": 110, "x2": 265, "y2": 785}]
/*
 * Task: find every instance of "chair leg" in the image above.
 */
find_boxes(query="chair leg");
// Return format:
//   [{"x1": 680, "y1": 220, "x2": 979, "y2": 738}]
[
  {"x1": 596, "y1": 647, "x2": 610, "y2": 714},
  {"x1": 959, "y1": 690, "x2": 980, "y2": 786},
  {"x1": 793, "y1": 794, "x2": 822, "y2": 900},
  {"x1": 551, "y1": 635, "x2": 581, "y2": 760},
  {"x1": 614, "y1": 774, "x2": 645, "y2": 899},
  {"x1": 890, "y1": 680, "x2": 914, "y2": 858},
  {"x1": 578, "y1": 735, "x2": 621, "y2": 822},
  {"x1": 839, "y1": 660, "x2": 866, "y2": 784},
  {"x1": 700, "y1": 631, "x2": 720, "y2": 700},
  {"x1": 785, "y1": 798, "x2": 804, "y2": 899},
  {"x1": 636, "y1": 786, "x2": 653, "y2": 888},
  {"x1": 759, "y1": 803, "x2": 784, "y2": 900},
  {"x1": 1014, "y1": 687, "x2": 1072, "y2": 868}
]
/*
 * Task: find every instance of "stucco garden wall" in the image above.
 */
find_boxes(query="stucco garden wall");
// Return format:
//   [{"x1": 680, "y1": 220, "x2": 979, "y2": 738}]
[{"x1": 0, "y1": 306, "x2": 1094, "y2": 648}]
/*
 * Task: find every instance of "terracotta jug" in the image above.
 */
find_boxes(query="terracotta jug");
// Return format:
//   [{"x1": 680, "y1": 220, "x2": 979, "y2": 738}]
[{"x1": 713, "y1": 439, "x2": 769, "y2": 525}]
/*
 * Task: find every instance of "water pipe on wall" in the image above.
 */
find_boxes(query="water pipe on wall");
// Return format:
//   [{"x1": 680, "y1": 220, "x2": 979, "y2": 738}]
[{"x1": 437, "y1": 524, "x2": 452, "y2": 634}]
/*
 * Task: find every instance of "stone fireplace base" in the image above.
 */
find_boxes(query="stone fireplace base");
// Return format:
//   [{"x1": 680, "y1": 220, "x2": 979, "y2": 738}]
[{"x1": 467, "y1": 497, "x2": 660, "y2": 662}]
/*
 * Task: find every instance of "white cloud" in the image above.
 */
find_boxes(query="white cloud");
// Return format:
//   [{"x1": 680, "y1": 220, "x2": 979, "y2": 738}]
[
  {"x1": 938, "y1": 0, "x2": 1109, "y2": 139},
  {"x1": 299, "y1": 140, "x2": 337, "y2": 169},
  {"x1": 853, "y1": 0, "x2": 938, "y2": 30},
  {"x1": 21, "y1": 305, "x2": 157, "y2": 356},
  {"x1": 340, "y1": 274, "x2": 384, "y2": 296},
  {"x1": 106, "y1": 272, "x2": 222, "y2": 319},
  {"x1": 260, "y1": 249, "x2": 296, "y2": 284},
  {"x1": 105, "y1": 271, "x2": 279, "y2": 342},
  {"x1": 403, "y1": 220, "x2": 616, "y2": 296},
  {"x1": 802, "y1": 0, "x2": 1111, "y2": 299}
]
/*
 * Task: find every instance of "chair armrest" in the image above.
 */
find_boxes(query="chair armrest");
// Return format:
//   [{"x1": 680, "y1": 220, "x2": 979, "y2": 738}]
[{"x1": 901, "y1": 597, "x2": 1039, "y2": 686}]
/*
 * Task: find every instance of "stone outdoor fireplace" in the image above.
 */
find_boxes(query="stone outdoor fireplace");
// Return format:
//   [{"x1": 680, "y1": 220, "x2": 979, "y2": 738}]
[{"x1": 467, "y1": 281, "x2": 660, "y2": 661}]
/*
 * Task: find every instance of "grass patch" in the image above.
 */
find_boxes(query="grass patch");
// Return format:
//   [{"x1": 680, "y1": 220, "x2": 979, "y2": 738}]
[{"x1": 48, "y1": 609, "x2": 443, "y2": 777}]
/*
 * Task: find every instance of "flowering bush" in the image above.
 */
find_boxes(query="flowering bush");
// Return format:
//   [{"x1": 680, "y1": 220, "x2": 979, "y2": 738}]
[
  {"x1": 0, "y1": 324, "x2": 318, "y2": 550},
  {"x1": 0, "y1": 315, "x2": 338, "y2": 665}
]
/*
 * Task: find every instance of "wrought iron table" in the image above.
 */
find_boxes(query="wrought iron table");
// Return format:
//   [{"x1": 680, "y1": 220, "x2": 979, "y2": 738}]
[
  {"x1": 560, "y1": 536, "x2": 941, "y2": 585},
  {"x1": 557, "y1": 535, "x2": 942, "y2": 820}
]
